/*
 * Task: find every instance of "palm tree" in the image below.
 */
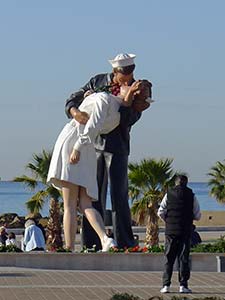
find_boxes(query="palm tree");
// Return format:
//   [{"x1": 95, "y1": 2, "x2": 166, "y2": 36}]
[
  {"x1": 46, "y1": 198, "x2": 63, "y2": 251},
  {"x1": 128, "y1": 158, "x2": 175, "y2": 246},
  {"x1": 208, "y1": 159, "x2": 225, "y2": 203},
  {"x1": 14, "y1": 149, "x2": 63, "y2": 249}
]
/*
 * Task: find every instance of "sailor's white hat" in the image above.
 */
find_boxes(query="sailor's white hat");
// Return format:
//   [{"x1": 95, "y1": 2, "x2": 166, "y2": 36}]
[{"x1": 108, "y1": 53, "x2": 136, "y2": 68}]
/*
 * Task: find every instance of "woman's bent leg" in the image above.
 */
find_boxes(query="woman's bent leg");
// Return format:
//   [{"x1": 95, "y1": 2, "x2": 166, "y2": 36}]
[
  {"x1": 79, "y1": 187, "x2": 105, "y2": 241},
  {"x1": 62, "y1": 181, "x2": 79, "y2": 251},
  {"x1": 79, "y1": 187, "x2": 116, "y2": 251}
]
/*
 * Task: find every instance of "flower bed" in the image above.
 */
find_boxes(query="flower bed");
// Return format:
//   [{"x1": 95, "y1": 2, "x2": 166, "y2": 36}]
[
  {"x1": 1, "y1": 236, "x2": 225, "y2": 254},
  {"x1": 108, "y1": 245, "x2": 164, "y2": 253}
]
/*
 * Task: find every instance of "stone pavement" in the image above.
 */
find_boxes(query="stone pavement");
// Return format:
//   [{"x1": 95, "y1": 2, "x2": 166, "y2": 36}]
[{"x1": 0, "y1": 267, "x2": 224, "y2": 300}]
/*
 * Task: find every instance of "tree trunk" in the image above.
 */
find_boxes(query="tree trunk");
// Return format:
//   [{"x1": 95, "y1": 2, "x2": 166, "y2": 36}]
[
  {"x1": 46, "y1": 198, "x2": 63, "y2": 250},
  {"x1": 145, "y1": 207, "x2": 159, "y2": 246}
]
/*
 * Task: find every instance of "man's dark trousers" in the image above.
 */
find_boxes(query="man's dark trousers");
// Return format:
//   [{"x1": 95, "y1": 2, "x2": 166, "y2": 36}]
[
  {"x1": 163, "y1": 234, "x2": 191, "y2": 288},
  {"x1": 82, "y1": 151, "x2": 134, "y2": 249}
]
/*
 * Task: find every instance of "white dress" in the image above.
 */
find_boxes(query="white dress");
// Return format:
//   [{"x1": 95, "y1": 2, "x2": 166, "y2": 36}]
[{"x1": 47, "y1": 92, "x2": 122, "y2": 200}]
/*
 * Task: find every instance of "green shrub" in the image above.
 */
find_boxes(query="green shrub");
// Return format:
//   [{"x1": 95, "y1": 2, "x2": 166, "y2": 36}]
[
  {"x1": 147, "y1": 245, "x2": 164, "y2": 253},
  {"x1": 0, "y1": 245, "x2": 23, "y2": 252},
  {"x1": 110, "y1": 293, "x2": 224, "y2": 300},
  {"x1": 191, "y1": 236, "x2": 225, "y2": 253},
  {"x1": 110, "y1": 293, "x2": 141, "y2": 300}
]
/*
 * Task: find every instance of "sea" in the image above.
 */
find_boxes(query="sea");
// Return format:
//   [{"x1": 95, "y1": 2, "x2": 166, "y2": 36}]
[{"x1": 0, "y1": 181, "x2": 224, "y2": 217}]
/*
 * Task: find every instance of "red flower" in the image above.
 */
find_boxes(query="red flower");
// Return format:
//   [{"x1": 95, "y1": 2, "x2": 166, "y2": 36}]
[
  {"x1": 132, "y1": 246, "x2": 140, "y2": 252},
  {"x1": 110, "y1": 84, "x2": 120, "y2": 96},
  {"x1": 142, "y1": 246, "x2": 148, "y2": 253}
]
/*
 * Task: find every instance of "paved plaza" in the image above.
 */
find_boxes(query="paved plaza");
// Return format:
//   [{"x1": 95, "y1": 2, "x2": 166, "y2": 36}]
[{"x1": 0, "y1": 267, "x2": 224, "y2": 300}]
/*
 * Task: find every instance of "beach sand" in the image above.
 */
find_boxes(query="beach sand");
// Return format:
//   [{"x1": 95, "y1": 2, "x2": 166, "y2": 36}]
[
  {"x1": 158, "y1": 210, "x2": 225, "y2": 227},
  {"x1": 196, "y1": 210, "x2": 225, "y2": 226}
]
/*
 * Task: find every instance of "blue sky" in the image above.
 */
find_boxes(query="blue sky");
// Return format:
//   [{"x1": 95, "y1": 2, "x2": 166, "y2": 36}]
[{"x1": 0, "y1": 0, "x2": 224, "y2": 181}]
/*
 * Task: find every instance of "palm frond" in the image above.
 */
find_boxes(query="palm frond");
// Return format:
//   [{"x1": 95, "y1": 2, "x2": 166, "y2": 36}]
[
  {"x1": 13, "y1": 176, "x2": 38, "y2": 190},
  {"x1": 26, "y1": 190, "x2": 48, "y2": 214},
  {"x1": 128, "y1": 186, "x2": 141, "y2": 202},
  {"x1": 129, "y1": 158, "x2": 174, "y2": 191},
  {"x1": 14, "y1": 149, "x2": 57, "y2": 213},
  {"x1": 46, "y1": 185, "x2": 62, "y2": 200},
  {"x1": 26, "y1": 150, "x2": 52, "y2": 183},
  {"x1": 131, "y1": 196, "x2": 149, "y2": 225},
  {"x1": 208, "y1": 159, "x2": 225, "y2": 203},
  {"x1": 209, "y1": 184, "x2": 225, "y2": 203},
  {"x1": 128, "y1": 163, "x2": 149, "y2": 190}
]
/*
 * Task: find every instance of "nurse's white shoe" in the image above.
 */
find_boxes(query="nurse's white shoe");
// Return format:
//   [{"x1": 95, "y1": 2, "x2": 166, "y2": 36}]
[{"x1": 101, "y1": 236, "x2": 117, "y2": 252}]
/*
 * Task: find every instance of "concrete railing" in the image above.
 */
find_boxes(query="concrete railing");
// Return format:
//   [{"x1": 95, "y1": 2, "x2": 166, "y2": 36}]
[
  {"x1": 0, "y1": 252, "x2": 224, "y2": 272},
  {"x1": 9, "y1": 225, "x2": 225, "y2": 235}
]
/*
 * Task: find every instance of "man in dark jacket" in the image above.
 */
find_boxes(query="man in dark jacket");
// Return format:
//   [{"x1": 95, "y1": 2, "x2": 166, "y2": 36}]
[
  {"x1": 65, "y1": 53, "x2": 152, "y2": 250},
  {"x1": 158, "y1": 175, "x2": 201, "y2": 294}
]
